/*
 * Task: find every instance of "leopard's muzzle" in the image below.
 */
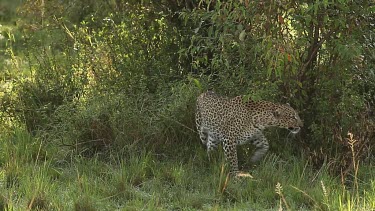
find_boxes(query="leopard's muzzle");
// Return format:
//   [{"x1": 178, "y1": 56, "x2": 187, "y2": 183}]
[{"x1": 288, "y1": 127, "x2": 301, "y2": 134}]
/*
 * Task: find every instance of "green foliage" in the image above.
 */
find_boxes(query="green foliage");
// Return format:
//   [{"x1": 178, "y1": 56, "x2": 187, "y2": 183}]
[
  {"x1": 7, "y1": 50, "x2": 84, "y2": 132},
  {"x1": 0, "y1": 0, "x2": 374, "y2": 209},
  {"x1": 180, "y1": 0, "x2": 375, "y2": 169},
  {"x1": 35, "y1": 1, "x2": 186, "y2": 95},
  {"x1": 0, "y1": 0, "x2": 22, "y2": 22},
  {"x1": 46, "y1": 80, "x2": 199, "y2": 157}
]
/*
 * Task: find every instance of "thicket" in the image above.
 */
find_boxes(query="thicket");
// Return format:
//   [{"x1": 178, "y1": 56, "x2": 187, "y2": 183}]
[
  {"x1": 178, "y1": 0, "x2": 375, "y2": 174},
  {"x1": 1, "y1": 0, "x2": 374, "y2": 176}
]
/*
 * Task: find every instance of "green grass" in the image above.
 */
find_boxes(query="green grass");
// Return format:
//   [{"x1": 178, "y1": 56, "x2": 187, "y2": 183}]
[
  {"x1": 1, "y1": 129, "x2": 374, "y2": 210},
  {"x1": 1, "y1": 1, "x2": 374, "y2": 210}
]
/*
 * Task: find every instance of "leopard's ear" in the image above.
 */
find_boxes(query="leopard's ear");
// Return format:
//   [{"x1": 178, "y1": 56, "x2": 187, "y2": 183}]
[{"x1": 272, "y1": 109, "x2": 281, "y2": 118}]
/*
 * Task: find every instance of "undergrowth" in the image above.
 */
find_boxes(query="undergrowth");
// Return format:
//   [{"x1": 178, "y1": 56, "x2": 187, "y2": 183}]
[
  {"x1": 1, "y1": 1, "x2": 374, "y2": 210},
  {"x1": 0, "y1": 129, "x2": 374, "y2": 210}
]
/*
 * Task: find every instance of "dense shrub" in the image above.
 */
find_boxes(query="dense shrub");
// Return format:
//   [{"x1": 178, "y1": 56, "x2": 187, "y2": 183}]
[
  {"x1": 45, "y1": 79, "x2": 200, "y2": 157},
  {"x1": 0, "y1": 1, "x2": 373, "y2": 173},
  {"x1": 179, "y1": 0, "x2": 375, "y2": 170}
]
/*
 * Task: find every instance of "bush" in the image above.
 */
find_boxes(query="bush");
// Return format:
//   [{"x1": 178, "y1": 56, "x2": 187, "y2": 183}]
[
  {"x1": 1, "y1": 0, "x2": 373, "y2": 173},
  {"x1": 47, "y1": 79, "x2": 200, "y2": 157},
  {"x1": 179, "y1": 0, "x2": 375, "y2": 171}
]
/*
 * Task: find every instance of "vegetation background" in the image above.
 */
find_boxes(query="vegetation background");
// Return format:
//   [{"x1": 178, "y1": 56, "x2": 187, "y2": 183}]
[{"x1": 0, "y1": 0, "x2": 374, "y2": 210}]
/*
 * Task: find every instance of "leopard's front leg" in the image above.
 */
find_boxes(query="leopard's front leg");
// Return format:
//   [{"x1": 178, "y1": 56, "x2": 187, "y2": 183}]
[{"x1": 222, "y1": 138, "x2": 252, "y2": 178}]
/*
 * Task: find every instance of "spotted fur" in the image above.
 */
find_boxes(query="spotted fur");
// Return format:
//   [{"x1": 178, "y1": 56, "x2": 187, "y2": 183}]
[{"x1": 196, "y1": 91, "x2": 303, "y2": 177}]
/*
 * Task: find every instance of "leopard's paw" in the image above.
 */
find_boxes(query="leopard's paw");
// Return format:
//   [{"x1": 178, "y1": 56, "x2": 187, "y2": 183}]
[{"x1": 236, "y1": 172, "x2": 253, "y2": 178}]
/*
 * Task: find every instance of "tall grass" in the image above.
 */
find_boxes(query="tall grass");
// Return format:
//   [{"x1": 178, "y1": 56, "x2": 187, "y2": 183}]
[{"x1": 1, "y1": 129, "x2": 374, "y2": 210}]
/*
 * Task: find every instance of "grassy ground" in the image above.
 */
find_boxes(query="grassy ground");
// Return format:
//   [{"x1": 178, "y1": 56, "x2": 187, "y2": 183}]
[
  {"x1": 0, "y1": 129, "x2": 374, "y2": 210},
  {"x1": 0, "y1": 5, "x2": 374, "y2": 210}
]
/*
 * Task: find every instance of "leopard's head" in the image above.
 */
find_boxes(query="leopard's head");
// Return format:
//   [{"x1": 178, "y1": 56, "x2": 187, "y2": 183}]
[
  {"x1": 271, "y1": 104, "x2": 303, "y2": 134},
  {"x1": 246, "y1": 101, "x2": 303, "y2": 133}
]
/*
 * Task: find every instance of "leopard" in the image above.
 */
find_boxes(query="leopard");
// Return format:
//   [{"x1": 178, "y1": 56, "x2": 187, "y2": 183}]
[{"x1": 195, "y1": 91, "x2": 303, "y2": 178}]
